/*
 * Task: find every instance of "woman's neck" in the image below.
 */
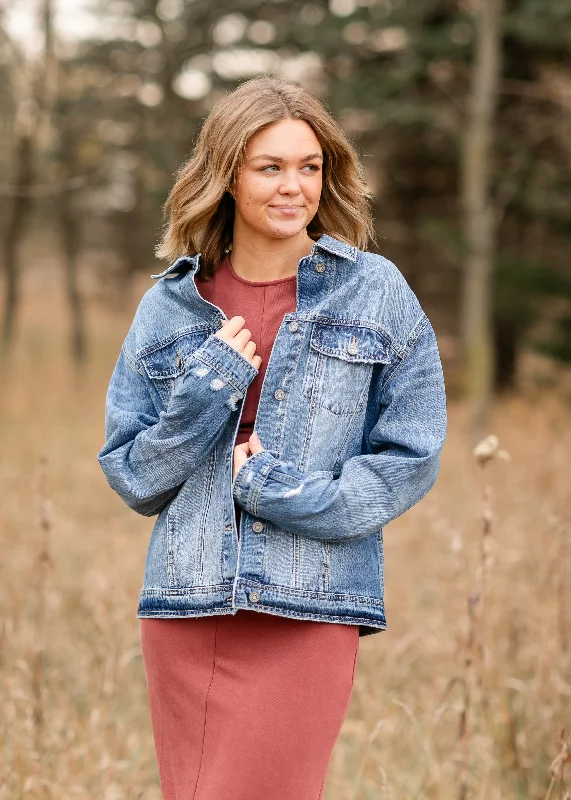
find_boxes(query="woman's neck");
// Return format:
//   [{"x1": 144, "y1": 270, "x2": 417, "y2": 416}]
[{"x1": 229, "y1": 229, "x2": 316, "y2": 282}]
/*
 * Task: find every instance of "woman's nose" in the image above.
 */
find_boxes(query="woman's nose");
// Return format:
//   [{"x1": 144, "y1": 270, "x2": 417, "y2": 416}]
[{"x1": 278, "y1": 170, "x2": 302, "y2": 194}]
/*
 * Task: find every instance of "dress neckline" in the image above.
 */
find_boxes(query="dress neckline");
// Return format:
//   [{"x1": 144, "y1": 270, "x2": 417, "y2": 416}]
[{"x1": 224, "y1": 255, "x2": 297, "y2": 287}]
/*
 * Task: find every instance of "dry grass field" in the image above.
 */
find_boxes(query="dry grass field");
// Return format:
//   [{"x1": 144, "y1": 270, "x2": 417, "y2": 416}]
[{"x1": 1, "y1": 271, "x2": 569, "y2": 799}]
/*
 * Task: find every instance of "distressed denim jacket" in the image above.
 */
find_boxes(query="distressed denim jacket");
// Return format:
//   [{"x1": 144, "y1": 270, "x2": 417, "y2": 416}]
[{"x1": 97, "y1": 234, "x2": 447, "y2": 636}]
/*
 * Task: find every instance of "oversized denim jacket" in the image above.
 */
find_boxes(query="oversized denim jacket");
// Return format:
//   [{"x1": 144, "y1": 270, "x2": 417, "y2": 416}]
[{"x1": 97, "y1": 234, "x2": 447, "y2": 636}]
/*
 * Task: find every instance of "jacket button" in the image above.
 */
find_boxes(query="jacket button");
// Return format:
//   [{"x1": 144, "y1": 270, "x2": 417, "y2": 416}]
[
  {"x1": 288, "y1": 321, "x2": 299, "y2": 332},
  {"x1": 252, "y1": 521, "x2": 265, "y2": 533},
  {"x1": 274, "y1": 388, "x2": 286, "y2": 400},
  {"x1": 315, "y1": 262, "x2": 326, "y2": 273},
  {"x1": 249, "y1": 591, "x2": 260, "y2": 603}
]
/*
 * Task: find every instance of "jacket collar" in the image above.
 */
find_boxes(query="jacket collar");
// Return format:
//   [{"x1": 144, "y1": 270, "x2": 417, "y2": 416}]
[
  {"x1": 312, "y1": 234, "x2": 358, "y2": 262},
  {"x1": 151, "y1": 254, "x2": 200, "y2": 280},
  {"x1": 150, "y1": 233, "x2": 358, "y2": 280}
]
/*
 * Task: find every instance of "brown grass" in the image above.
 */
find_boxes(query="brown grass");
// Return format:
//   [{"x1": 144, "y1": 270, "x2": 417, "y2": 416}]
[{"x1": 0, "y1": 275, "x2": 569, "y2": 799}]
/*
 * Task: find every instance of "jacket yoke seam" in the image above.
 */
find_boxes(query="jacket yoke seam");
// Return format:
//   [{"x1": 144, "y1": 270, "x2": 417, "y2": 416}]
[
  {"x1": 380, "y1": 313, "x2": 429, "y2": 390},
  {"x1": 122, "y1": 343, "x2": 145, "y2": 377}
]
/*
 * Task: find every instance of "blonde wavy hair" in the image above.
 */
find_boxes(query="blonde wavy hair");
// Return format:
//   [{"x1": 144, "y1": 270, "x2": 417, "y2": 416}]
[{"x1": 155, "y1": 75, "x2": 375, "y2": 279}]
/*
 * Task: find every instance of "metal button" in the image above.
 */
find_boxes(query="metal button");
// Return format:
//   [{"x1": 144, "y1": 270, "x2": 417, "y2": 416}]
[
  {"x1": 274, "y1": 388, "x2": 286, "y2": 400},
  {"x1": 289, "y1": 321, "x2": 299, "y2": 332},
  {"x1": 315, "y1": 262, "x2": 326, "y2": 273},
  {"x1": 249, "y1": 591, "x2": 260, "y2": 603},
  {"x1": 252, "y1": 521, "x2": 265, "y2": 533}
]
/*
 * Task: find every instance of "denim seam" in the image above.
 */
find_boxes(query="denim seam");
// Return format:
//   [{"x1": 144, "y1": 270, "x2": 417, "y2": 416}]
[
  {"x1": 404, "y1": 313, "x2": 430, "y2": 354},
  {"x1": 137, "y1": 607, "x2": 387, "y2": 628},
  {"x1": 140, "y1": 585, "x2": 232, "y2": 595},
  {"x1": 238, "y1": 605, "x2": 385, "y2": 625},
  {"x1": 237, "y1": 579, "x2": 387, "y2": 606},
  {"x1": 136, "y1": 325, "x2": 212, "y2": 358},
  {"x1": 308, "y1": 315, "x2": 398, "y2": 356},
  {"x1": 380, "y1": 314, "x2": 429, "y2": 391},
  {"x1": 244, "y1": 451, "x2": 279, "y2": 517},
  {"x1": 122, "y1": 343, "x2": 145, "y2": 377},
  {"x1": 137, "y1": 579, "x2": 387, "y2": 606},
  {"x1": 263, "y1": 468, "x2": 298, "y2": 487},
  {"x1": 205, "y1": 334, "x2": 259, "y2": 375}
]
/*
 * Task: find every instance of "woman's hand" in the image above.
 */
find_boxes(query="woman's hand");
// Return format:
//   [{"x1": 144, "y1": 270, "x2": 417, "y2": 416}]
[
  {"x1": 215, "y1": 316, "x2": 262, "y2": 370},
  {"x1": 232, "y1": 431, "x2": 265, "y2": 482}
]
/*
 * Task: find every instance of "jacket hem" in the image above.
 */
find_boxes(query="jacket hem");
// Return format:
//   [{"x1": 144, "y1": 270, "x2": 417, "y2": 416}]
[{"x1": 137, "y1": 579, "x2": 387, "y2": 637}]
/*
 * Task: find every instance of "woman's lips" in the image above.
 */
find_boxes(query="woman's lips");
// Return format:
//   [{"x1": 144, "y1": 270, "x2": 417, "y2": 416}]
[{"x1": 269, "y1": 205, "x2": 304, "y2": 216}]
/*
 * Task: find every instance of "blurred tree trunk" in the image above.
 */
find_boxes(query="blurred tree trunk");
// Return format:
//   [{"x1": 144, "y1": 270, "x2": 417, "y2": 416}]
[
  {"x1": 57, "y1": 176, "x2": 85, "y2": 363},
  {"x1": 2, "y1": 0, "x2": 55, "y2": 349},
  {"x1": 460, "y1": 0, "x2": 504, "y2": 438},
  {"x1": 2, "y1": 121, "x2": 34, "y2": 347},
  {"x1": 53, "y1": 83, "x2": 86, "y2": 362}
]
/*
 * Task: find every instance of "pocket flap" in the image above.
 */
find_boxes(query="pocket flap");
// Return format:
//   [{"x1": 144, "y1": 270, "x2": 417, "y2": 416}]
[
  {"x1": 139, "y1": 329, "x2": 212, "y2": 379},
  {"x1": 310, "y1": 322, "x2": 392, "y2": 364}
]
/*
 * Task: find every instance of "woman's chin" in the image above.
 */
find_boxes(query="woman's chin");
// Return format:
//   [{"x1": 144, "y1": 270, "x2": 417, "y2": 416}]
[{"x1": 263, "y1": 219, "x2": 309, "y2": 240}]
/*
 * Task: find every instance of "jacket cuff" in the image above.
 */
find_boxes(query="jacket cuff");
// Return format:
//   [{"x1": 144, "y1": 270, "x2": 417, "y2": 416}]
[
  {"x1": 232, "y1": 450, "x2": 281, "y2": 515},
  {"x1": 192, "y1": 334, "x2": 258, "y2": 394}
]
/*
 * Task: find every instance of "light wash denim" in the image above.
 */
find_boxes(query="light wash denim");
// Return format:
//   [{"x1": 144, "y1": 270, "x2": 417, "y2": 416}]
[{"x1": 97, "y1": 234, "x2": 447, "y2": 636}]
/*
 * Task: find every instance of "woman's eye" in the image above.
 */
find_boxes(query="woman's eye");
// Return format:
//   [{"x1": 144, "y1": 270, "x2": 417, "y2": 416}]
[{"x1": 260, "y1": 164, "x2": 320, "y2": 173}]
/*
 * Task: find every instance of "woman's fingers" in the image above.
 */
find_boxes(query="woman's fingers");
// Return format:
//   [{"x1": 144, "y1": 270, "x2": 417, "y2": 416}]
[
  {"x1": 232, "y1": 442, "x2": 251, "y2": 481},
  {"x1": 215, "y1": 316, "x2": 245, "y2": 343},
  {"x1": 242, "y1": 340, "x2": 257, "y2": 359},
  {"x1": 214, "y1": 315, "x2": 261, "y2": 370},
  {"x1": 232, "y1": 328, "x2": 252, "y2": 350},
  {"x1": 249, "y1": 431, "x2": 264, "y2": 454}
]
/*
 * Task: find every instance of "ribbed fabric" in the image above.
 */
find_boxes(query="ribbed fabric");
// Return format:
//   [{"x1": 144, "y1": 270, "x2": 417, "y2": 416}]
[
  {"x1": 196, "y1": 254, "x2": 297, "y2": 446},
  {"x1": 196, "y1": 255, "x2": 297, "y2": 531},
  {"x1": 141, "y1": 611, "x2": 359, "y2": 800}
]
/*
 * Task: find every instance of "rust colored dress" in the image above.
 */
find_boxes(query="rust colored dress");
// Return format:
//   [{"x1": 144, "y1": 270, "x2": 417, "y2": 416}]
[{"x1": 140, "y1": 254, "x2": 360, "y2": 800}]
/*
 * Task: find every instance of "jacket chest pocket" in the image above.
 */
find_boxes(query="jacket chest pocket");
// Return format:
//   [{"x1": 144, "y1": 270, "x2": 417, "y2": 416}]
[
  {"x1": 302, "y1": 322, "x2": 392, "y2": 415},
  {"x1": 138, "y1": 328, "x2": 212, "y2": 404}
]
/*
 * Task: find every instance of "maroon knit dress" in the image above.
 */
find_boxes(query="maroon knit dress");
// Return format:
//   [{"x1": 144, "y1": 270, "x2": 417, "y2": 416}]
[{"x1": 140, "y1": 254, "x2": 360, "y2": 800}]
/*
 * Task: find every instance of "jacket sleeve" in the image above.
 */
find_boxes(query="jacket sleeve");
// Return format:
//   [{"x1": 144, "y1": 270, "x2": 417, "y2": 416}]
[
  {"x1": 98, "y1": 333, "x2": 258, "y2": 517},
  {"x1": 232, "y1": 317, "x2": 447, "y2": 542}
]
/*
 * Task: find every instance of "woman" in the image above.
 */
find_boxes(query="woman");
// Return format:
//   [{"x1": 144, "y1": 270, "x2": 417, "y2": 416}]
[{"x1": 98, "y1": 76, "x2": 447, "y2": 799}]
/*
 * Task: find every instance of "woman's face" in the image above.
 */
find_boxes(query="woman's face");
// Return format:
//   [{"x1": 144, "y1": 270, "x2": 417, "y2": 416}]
[{"x1": 233, "y1": 118, "x2": 323, "y2": 242}]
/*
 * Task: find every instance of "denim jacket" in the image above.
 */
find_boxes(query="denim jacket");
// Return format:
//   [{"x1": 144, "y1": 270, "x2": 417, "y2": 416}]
[{"x1": 97, "y1": 234, "x2": 447, "y2": 636}]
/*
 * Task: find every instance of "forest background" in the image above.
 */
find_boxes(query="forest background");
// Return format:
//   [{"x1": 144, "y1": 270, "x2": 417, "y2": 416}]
[{"x1": 0, "y1": 1, "x2": 570, "y2": 799}]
